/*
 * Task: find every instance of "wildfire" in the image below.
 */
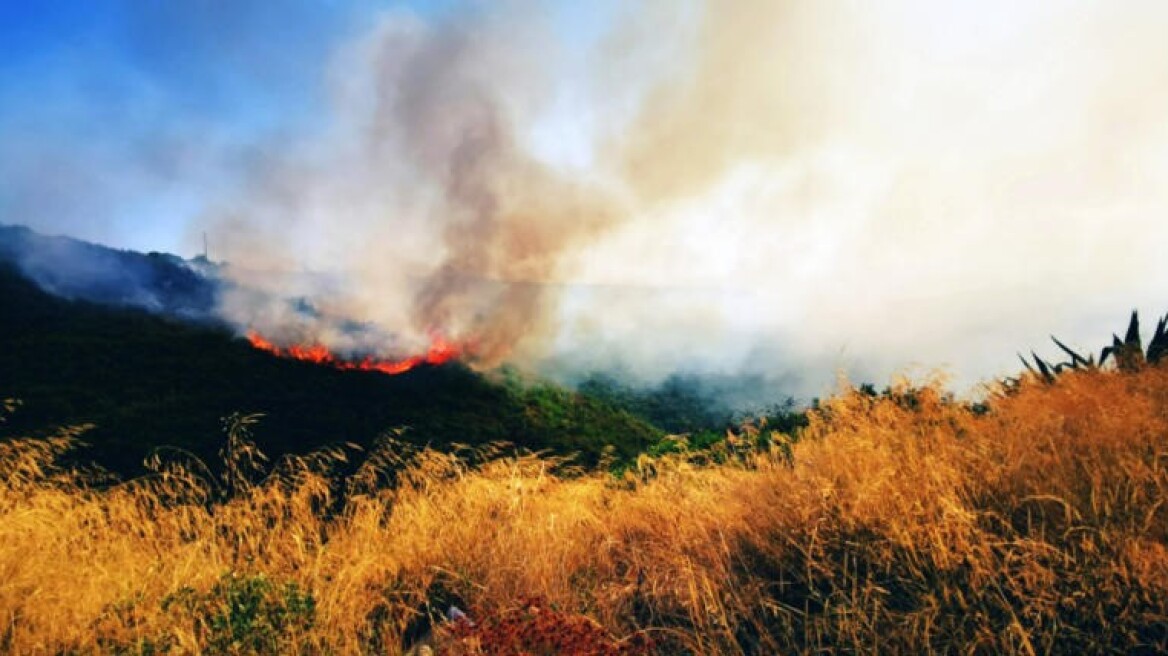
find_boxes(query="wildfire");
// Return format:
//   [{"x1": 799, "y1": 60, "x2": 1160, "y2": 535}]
[{"x1": 246, "y1": 331, "x2": 461, "y2": 375}]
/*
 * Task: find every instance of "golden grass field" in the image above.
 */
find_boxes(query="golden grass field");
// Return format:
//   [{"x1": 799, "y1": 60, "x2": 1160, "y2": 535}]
[{"x1": 2, "y1": 365, "x2": 1167, "y2": 654}]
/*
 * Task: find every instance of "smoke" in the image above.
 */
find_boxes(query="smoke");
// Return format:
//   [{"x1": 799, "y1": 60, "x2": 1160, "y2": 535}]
[
  {"x1": 200, "y1": 0, "x2": 1168, "y2": 399},
  {"x1": 0, "y1": 224, "x2": 217, "y2": 319},
  {"x1": 209, "y1": 7, "x2": 622, "y2": 364}
]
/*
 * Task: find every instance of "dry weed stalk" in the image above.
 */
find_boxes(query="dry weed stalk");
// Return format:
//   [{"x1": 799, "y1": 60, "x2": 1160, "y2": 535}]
[{"x1": 1, "y1": 367, "x2": 1166, "y2": 653}]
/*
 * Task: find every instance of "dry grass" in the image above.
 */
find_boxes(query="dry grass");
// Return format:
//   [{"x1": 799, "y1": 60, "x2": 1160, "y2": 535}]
[{"x1": 2, "y1": 366, "x2": 1167, "y2": 654}]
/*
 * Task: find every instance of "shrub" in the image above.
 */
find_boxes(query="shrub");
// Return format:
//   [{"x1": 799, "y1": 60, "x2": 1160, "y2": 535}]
[{"x1": 160, "y1": 572, "x2": 315, "y2": 655}]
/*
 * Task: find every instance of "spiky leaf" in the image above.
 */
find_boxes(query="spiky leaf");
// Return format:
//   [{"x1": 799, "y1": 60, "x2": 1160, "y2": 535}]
[
  {"x1": 1147, "y1": 315, "x2": 1168, "y2": 364},
  {"x1": 1019, "y1": 353, "x2": 1038, "y2": 376},
  {"x1": 1124, "y1": 310, "x2": 1142, "y2": 350},
  {"x1": 1031, "y1": 351, "x2": 1055, "y2": 382},
  {"x1": 1050, "y1": 335, "x2": 1090, "y2": 368},
  {"x1": 1101, "y1": 333, "x2": 1125, "y2": 368},
  {"x1": 1103, "y1": 312, "x2": 1147, "y2": 371}
]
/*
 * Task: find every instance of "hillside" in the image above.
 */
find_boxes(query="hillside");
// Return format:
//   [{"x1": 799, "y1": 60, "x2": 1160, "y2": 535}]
[
  {"x1": 0, "y1": 224, "x2": 219, "y2": 319},
  {"x1": 2, "y1": 356, "x2": 1166, "y2": 654},
  {"x1": 3, "y1": 227, "x2": 1166, "y2": 653},
  {"x1": 0, "y1": 260, "x2": 662, "y2": 474}
]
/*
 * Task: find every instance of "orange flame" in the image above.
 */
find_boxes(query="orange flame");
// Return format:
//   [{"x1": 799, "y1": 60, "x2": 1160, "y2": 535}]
[{"x1": 246, "y1": 331, "x2": 461, "y2": 375}]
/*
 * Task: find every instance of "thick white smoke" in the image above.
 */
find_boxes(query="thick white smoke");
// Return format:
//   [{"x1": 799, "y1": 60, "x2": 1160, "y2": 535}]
[{"x1": 208, "y1": 0, "x2": 1168, "y2": 399}]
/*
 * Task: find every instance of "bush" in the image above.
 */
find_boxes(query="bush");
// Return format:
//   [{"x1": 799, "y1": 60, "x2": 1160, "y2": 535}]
[{"x1": 161, "y1": 572, "x2": 315, "y2": 655}]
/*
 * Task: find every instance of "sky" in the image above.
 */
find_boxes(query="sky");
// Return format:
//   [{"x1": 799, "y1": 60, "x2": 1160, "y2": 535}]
[
  {"x1": 3, "y1": 1, "x2": 1168, "y2": 400},
  {"x1": 0, "y1": 0, "x2": 454, "y2": 253}
]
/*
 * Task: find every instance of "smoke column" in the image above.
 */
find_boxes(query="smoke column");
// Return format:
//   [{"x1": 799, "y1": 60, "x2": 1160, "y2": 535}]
[{"x1": 205, "y1": 0, "x2": 1168, "y2": 398}]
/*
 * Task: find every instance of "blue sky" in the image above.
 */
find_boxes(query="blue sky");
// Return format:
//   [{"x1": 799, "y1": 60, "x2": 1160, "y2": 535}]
[{"x1": 0, "y1": 0, "x2": 579, "y2": 254}]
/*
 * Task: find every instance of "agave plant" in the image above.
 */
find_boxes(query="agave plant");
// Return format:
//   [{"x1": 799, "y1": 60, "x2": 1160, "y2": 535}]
[{"x1": 1018, "y1": 310, "x2": 1168, "y2": 383}]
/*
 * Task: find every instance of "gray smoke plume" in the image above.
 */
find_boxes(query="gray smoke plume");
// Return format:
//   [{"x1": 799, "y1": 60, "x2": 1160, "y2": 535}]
[
  {"x1": 197, "y1": 0, "x2": 1168, "y2": 399},
  {"x1": 209, "y1": 7, "x2": 620, "y2": 365}
]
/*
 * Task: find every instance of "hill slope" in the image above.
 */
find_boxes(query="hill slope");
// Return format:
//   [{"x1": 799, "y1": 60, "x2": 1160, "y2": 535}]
[
  {"x1": 2, "y1": 356, "x2": 1166, "y2": 653},
  {"x1": 0, "y1": 261, "x2": 660, "y2": 474}
]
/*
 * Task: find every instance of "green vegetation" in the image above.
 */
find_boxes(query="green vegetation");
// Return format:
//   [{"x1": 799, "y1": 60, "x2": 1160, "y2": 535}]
[
  {"x1": 4, "y1": 256, "x2": 1168, "y2": 653},
  {"x1": 3, "y1": 356, "x2": 1166, "y2": 654},
  {"x1": 0, "y1": 263, "x2": 663, "y2": 475},
  {"x1": 160, "y1": 572, "x2": 316, "y2": 655}
]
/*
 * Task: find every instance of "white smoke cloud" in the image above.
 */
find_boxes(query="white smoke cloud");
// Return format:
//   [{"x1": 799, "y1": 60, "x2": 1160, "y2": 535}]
[{"x1": 207, "y1": 0, "x2": 1168, "y2": 399}]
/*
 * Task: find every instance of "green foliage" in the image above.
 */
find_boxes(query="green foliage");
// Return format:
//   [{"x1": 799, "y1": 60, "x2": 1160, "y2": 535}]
[
  {"x1": 1, "y1": 259, "x2": 808, "y2": 478},
  {"x1": 575, "y1": 376, "x2": 812, "y2": 476},
  {"x1": 0, "y1": 264, "x2": 661, "y2": 476},
  {"x1": 578, "y1": 373, "x2": 736, "y2": 434},
  {"x1": 161, "y1": 572, "x2": 315, "y2": 655},
  {"x1": 509, "y1": 381, "x2": 663, "y2": 465},
  {"x1": 756, "y1": 396, "x2": 810, "y2": 436}
]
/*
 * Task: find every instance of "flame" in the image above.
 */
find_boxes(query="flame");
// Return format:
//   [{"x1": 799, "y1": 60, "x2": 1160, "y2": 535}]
[{"x1": 247, "y1": 331, "x2": 461, "y2": 375}]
